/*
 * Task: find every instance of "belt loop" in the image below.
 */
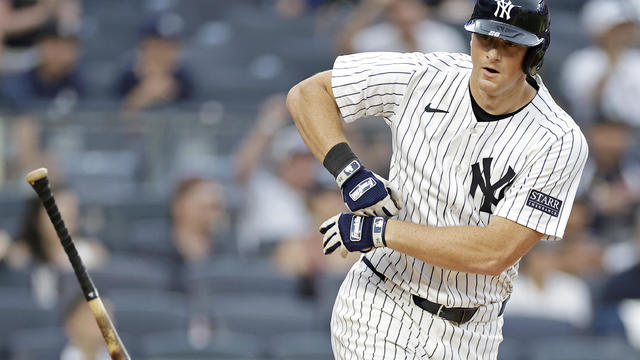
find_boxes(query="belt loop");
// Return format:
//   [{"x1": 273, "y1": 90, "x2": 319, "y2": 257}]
[{"x1": 436, "y1": 304, "x2": 444, "y2": 317}]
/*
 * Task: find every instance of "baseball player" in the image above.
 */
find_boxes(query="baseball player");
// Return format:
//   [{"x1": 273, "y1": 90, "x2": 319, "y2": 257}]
[{"x1": 286, "y1": 0, "x2": 588, "y2": 359}]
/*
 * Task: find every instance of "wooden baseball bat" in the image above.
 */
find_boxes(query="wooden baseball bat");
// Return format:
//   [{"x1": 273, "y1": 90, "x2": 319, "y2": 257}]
[{"x1": 26, "y1": 168, "x2": 131, "y2": 360}]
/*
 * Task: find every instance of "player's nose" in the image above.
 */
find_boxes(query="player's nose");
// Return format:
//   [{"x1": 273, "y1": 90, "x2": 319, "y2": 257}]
[{"x1": 485, "y1": 47, "x2": 502, "y2": 63}]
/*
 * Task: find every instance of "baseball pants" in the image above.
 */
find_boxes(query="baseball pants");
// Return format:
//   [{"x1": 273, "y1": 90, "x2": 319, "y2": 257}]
[{"x1": 330, "y1": 259, "x2": 505, "y2": 360}]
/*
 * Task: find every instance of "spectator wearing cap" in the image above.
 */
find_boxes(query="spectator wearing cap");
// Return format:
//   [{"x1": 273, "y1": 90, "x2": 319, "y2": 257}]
[
  {"x1": 0, "y1": 23, "x2": 85, "y2": 107},
  {"x1": 115, "y1": 12, "x2": 194, "y2": 112},
  {"x1": 0, "y1": 0, "x2": 82, "y2": 74},
  {"x1": 234, "y1": 94, "x2": 318, "y2": 255},
  {"x1": 561, "y1": 0, "x2": 640, "y2": 127}
]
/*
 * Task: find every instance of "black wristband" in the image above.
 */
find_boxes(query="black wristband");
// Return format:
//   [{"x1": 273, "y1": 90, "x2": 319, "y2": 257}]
[{"x1": 323, "y1": 142, "x2": 358, "y2": 177}]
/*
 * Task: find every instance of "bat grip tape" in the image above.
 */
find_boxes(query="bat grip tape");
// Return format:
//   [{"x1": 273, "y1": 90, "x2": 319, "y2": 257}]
[{"x1": 32, "y1": 179, "x2": 99, "y2": 301}]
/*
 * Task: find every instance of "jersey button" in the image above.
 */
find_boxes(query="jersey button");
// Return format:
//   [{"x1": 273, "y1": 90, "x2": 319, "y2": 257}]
[
  {"x1": 455, "y1": 165, "x2": 462, "y2": 173},
  {"x1": 470, "y1": 128, "x2": 478, "y2": 135}
]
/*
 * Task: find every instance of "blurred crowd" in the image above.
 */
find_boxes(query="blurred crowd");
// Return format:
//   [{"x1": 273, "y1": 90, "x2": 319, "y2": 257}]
[{"x1": 0, "y1": 0, "x2": 638, "y2": 359}]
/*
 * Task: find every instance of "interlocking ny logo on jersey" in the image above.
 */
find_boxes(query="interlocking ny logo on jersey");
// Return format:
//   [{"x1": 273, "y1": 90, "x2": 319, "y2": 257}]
[
  {"x1": 470, "y1": 158, "x2": 515, "y2": 214},
  {"x1": 494, "y1": 0, "x2": 514, "y2": 20}
]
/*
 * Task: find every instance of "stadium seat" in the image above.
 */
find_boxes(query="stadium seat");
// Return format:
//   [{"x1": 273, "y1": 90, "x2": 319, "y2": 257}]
[
  {"x1": 0, "y1": 266, "x2": 31, "y2": 289},
  {"x1": 529, "y1": 336, "x2": 640, "y2": 360},
  {"x1": 0, "y1": 287, "x2": 59, "y2": 338},
  {"x1": 0, "y1": 191, "x2": 28, "y2": 238},
  {"x1": 502, "y1": 315, "x2": 580, "y2": 342},
  {"x1": 184, "y1": 255, "x2": 299, "y2": 296},
  {"x1": 107, "y1": 289, "x2": 191, "y2": 336},
  {"x1": 208, "y1": 293, "x2": 321, "y2": 337},
  {"x1": 315, "y1": 273, "x2": 347, "y2": 328},
  {"x1": 266, "y1": 331, "x2": 333, "y2": 360},
  {"x1": 8, "y1": 326, "x2": 66, "y2": 360},
  {"x1": 497, "y1": 338, "x2": 529, "y2": 360},
  {"x1": 138, "y1": 329, "x2": 264, "y2": 359},
  {"x1": 101, "y1": 193, "x2": 170, "y2": 250},
  {"x1": 77, "y1": 254, "x2": 175, "y2": 292}
]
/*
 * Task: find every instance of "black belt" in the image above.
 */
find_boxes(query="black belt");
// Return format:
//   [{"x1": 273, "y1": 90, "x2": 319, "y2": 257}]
[
  {"x1": 411, "y1": 295, "x2": 478, "y2": 325},
  {"x1": 361, "y1": 257, "x2": 507, "y2": 325}
]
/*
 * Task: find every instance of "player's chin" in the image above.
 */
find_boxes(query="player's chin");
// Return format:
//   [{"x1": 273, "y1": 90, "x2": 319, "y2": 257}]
[{"x1": 477, "y1": 77, "x2": 502, "y2": 93}]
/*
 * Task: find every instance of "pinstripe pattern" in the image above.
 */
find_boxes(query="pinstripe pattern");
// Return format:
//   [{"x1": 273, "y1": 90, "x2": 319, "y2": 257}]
[{"x1": 330, "y1": 52, "x2": 588, "y2": 359}]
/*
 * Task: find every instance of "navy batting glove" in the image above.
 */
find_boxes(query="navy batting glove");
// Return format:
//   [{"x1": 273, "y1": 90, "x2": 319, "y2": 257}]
[
  {"x1": 336, "y1": 159, "x2": 402, "y2": 217},
  {"x1": 319, "y1": 213, "x2": 387, "y2": 255}
]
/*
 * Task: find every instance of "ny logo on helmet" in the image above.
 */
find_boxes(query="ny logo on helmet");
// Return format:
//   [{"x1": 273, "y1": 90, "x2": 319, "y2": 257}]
[{"x1": 494, "y1": 0, "x2": 514, "y2": 20}]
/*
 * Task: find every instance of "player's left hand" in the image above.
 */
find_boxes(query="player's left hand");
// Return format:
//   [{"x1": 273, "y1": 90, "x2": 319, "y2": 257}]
[
  {"x1": 319, "y1": 213, "x2": 388, "y2": 255},
  {"x1": 336, "y1": 159, "x2": 402, "y2": 217}
]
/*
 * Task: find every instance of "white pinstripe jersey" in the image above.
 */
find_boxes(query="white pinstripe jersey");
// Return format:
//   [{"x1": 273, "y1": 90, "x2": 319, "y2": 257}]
[{"x1": 331, "y1": 51, "x2": 589, "y2": 308}]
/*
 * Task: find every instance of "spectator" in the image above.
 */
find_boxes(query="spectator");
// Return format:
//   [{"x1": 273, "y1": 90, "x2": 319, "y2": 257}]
[
  {"x1": 508, "y1": 243, "x2": 593, "y2": 329},
  {"x1": 592, "y1": 215, "x2": 640, "y2": 337},
  {"x1": 0, "y1": 229, "x2": 12, "y2": 264},
  {"x1": 336, "y1": 0, "x2": 466, "y2": 54},
  {"x1": 5, "y1": 187, "x2": 108, "y2": 308},
  {"x1": 169, "y1": 177, "x2": 232, "y2": 265},
  {"x1": 581, "y1": 121, "x2": 640, "y2": 248},
  {"x1": 3, "y1": 115, "x2": 63, "y2": 187},
  {"x1": 234, "y1": 94, "x2": 317, "y2": 255},
  {"x1": 274, "y1": 0, "x2": 353, "y2": 18},
  {"x1": 0, "y1": 23, "x2": 84, "y2": 106},
  {"x1": 600, "y1": 218, "x2": 640, "y2": 305},
  {"x1": 561, "y1": 0, "x2": 640, "y2": 127},
  {"x1": 557, "y1": 198, "x2": 605, "y2": 281},
  {"x1": 116, "y1": 12, "x2": 194, "y2": 112},
  {"x1": 61, "y1": 294, "x2": 110, "y2": 360},
  {"x1": 272, "y1": 183, "x2": 358, "y2": 297},
  {"x1": 0, "y1": 0, "x2": 81, "y2": 74}
]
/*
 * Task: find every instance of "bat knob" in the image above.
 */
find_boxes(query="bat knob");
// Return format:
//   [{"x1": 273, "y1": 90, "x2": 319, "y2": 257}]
[{"x1": 26, "y1": 168, "x2": 49, "y2": 184}]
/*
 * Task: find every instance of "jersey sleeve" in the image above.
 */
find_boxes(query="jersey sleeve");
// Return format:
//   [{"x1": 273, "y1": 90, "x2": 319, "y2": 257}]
[
  {"x1": 494, "y1": 129, "x2": 589, "y2": 241},
  {"x1": 331, "y1": 52, "x2": 418, "y2": 123}
]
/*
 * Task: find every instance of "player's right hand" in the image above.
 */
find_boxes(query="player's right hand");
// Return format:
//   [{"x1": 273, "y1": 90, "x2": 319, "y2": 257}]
[
  {"x1": 335, "y1": 159, "x2": 402, "y2": 217},
  {"x1": 319, "y1": 213, "x2": 387, "y2": 255}
]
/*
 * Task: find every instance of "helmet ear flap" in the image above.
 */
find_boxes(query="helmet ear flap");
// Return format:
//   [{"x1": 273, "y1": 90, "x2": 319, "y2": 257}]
[{"x1": 523, "y1": 44, "x2": 545, "y2": 77}]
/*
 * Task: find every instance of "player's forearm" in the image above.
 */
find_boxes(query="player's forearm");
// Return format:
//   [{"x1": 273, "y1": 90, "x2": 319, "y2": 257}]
[
  {"x1": 384, "y1": 219, "x2": 539, "y2": 276},
  {"x1": 286, "y1": 70, "x2": 348, "y2": 162}
]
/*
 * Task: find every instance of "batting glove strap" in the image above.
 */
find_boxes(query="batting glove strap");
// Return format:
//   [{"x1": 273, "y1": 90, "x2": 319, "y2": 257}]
[
  {"x1": 371, "y1": 216, "x2": 387, "y2": 248},
  {"x1": 335, "y1": 158, "x2": 362, "y2": 188}
]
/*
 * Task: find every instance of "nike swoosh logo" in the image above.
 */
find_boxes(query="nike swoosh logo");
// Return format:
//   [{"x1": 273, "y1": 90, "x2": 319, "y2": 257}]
[{"x1": 424, "y1": 103, "x2": 448, "y2": 114}]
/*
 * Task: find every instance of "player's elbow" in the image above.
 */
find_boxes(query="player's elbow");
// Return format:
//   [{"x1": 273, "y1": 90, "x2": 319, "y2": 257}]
[
  {"x1": 287, "y1": 71, "x2": 333, "y2": 119},
  {"x1": 286, "y1": 79, "x2": 310, "y2": 120},
  {"x1": 483, "y1": 258, "x2": 512, "y2": 276}
]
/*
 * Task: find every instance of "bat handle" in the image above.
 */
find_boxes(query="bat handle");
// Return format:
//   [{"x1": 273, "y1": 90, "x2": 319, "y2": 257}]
[{"x1": 29, "y1": 175, "x2": 99, "y2": 301}]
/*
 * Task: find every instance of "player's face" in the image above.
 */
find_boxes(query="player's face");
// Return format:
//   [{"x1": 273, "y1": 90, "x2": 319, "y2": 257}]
[{"x1": 470, "y1": 34, "x2": 528, "y2": 96}]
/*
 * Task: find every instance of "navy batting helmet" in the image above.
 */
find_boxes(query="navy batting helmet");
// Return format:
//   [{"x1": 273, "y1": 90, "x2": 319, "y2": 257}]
[{"x1": 465, "y1": 0, "x2": 551, "y2": 77}]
